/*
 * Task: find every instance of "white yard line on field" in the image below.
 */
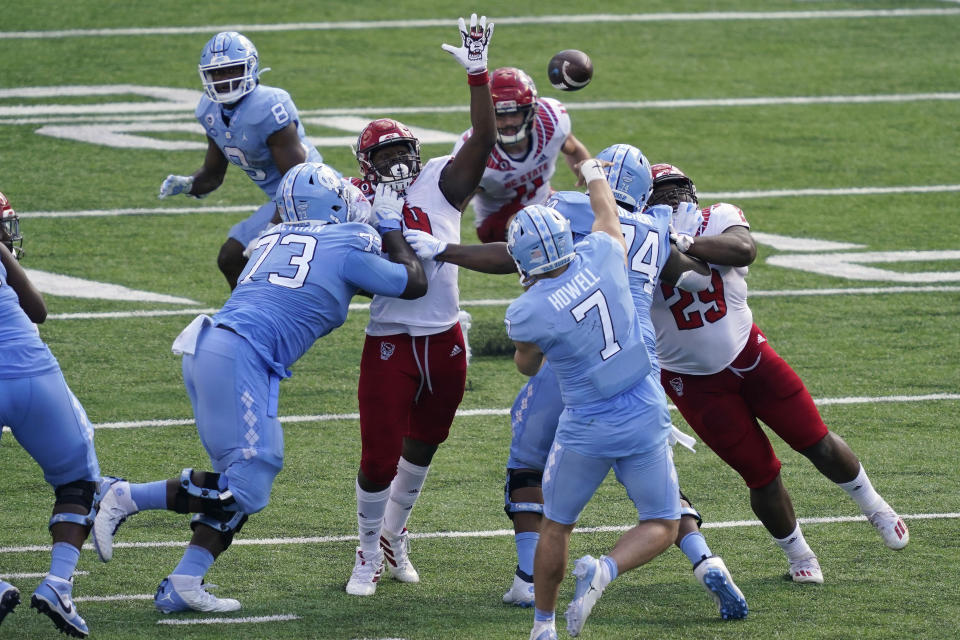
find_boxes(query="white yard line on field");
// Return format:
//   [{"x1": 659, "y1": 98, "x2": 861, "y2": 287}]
[
  {"x1": 1, "y1": 9, "x2": 958, "y2": 39},
  {"x1": 155, "y1": 614, "x2": 300, "y2": 625},
  {"x1": 4, "y1": 92, "x2": 960, "y2": 125},
  {"x1": 40, "y1": 285, "x2": 960, "y2": 322},
  {"x1": 7, "y1": 392, "x2": 947, "y2": 432},
  {"x1": 0, "y1": 512, "x2": 956, "y2": 556},
  {"x1": 22, "y1": 184, "x2": 960, "y2": 219}
]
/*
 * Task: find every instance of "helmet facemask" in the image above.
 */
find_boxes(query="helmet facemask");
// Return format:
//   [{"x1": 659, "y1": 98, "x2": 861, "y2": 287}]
[
  {"x1": 649, "y1": 179, "x2": 698, "y2": 209},
  {"x1": 367, "y1": 141, "x2": 421, "y2": 193},
  {"x1": 495, "y1": 102, "x2": 537, "y2": 146},
  {"x1": 198, "y1": 32, "x2": 260, "y2": 104},
  {"x1": 0, "y1": 196, "x2": 22, "y2": 260}
]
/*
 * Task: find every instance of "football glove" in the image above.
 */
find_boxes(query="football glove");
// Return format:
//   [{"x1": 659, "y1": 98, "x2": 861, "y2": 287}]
[
  {"x1": 671, "y1": 201, "x2": 703, "y2": 237},
  {"x1": 403, "y1": 229, "x2": 447, "y2": 260},
  {"x1": 158, "y1": 174, "x2": 200, "y2": 199},
  {"x1": 669, "y1": 226, "x2": 695, "y2": 254},
  {"x1": 372, "y1": 183, "x2": 405, "y2": 234},
  {"x1": 441, "y1": 13, "x2": 494, "y2": 75}
]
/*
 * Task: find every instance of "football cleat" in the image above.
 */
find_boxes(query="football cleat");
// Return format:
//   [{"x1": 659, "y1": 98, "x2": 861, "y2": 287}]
[
  {"x1": 693, "y1": 556, "x2": 748, "y2": 620},
  {"x1": 30, "y1": 575, "x2": 88, "y2": 638},
  {"x1": 0, "y1": 581, "x2": 20, "y2": 626},
  {"x1": 154, "y1": 575, "x2": 241, "y2": 613},
  {"x1": 788, "y1": 554, "x2": 824, "y2": 584},
  {"x1": 92, "y1": 476, "x2": 138, "y2": 562},
  {"x1": 564, "y1": 555, "x2": 608, "y2": 637},
  {"x1": 380, "y1": 528, "x2": 419, "y2": 583},
  {"x1": 530, "y1": 619, "x2": 558, "y2": 640},
  {"x1": 867, "y1": 505, "x2": 909, "y2": 550},
  {"x1": 346, "y1": 547, "x2": 383, "y2": 596},
  {"x1": 502, "y1": 573, "x2": 535, "y2": 607}
]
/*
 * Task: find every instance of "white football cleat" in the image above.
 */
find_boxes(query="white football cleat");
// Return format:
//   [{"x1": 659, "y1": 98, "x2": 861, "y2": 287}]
[
  {"x1": 867, "y1": 504, "x2": 909, "y2": 550},
  {"x1": 503, "y1": 573, "x2": 535, "y2": 607},
  {"x1": 380, "y1": 528, "x2": 419, "y2": 583},
  {"x1": 92, "y1": 477, "x2": 138, "y2": 562},
  {"x1": 346, "y1": 547, "x2": 383, "y2": 596},
  {"x1": 154, "y1": 575, "x2": 240, "y2": 613},
  {"x1": 530, "y1": 619, "x2": 558, "y2": 640},
  {"x1": 693, "y1": 556, "x2": 748, "y2": 620},
  {"x1": 564, "y1": 555, "x2": 608, "y2": 637},
  {"x1": 789, "y1": 554, "x2": 824, "y2": 584}
]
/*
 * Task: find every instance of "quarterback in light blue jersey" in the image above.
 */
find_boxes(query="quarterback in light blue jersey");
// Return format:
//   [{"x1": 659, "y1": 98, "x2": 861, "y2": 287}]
[
  {"x1": 504, "y1": 161, "x2": 685, "y2": 639},
  {"x1": 158, "y1": 31, "x2": 324, "y2": 290},
  {"x1": 0, "y1": 194, "x2": 102, "y2": 638},
  {"x1": 93, "y1": 163, "x2": 427, "y2": 614},
  {"x1": 401, "y1": 145, "x2": 746, "y2": 625}
]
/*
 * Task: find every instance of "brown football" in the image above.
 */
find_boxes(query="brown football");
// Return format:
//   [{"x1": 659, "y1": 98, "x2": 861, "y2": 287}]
[{"x1": 547, "y1": 49, "x2": 593, "y2": 91}]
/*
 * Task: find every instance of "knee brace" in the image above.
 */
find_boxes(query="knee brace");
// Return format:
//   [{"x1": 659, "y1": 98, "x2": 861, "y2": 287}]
[
  {"x1": 174, "y1": 468, "x2": 248, "y2": 548},
  {"x1": 678, "y1": 488, "x2": 703, "y2": 529},
  {"x1": 49, "y1": 479, "x2": 99, "y2": 530},
  {"x1": 503, "y1": 469, "x2": 544, "y2": 520}
]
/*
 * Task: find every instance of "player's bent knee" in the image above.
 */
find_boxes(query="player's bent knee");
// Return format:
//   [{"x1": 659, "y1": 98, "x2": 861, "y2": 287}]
[
  {"x1": 504, "y1": 469, "x2": 544, "y2": 520},
  {"x1": 50, "y1": 479, "x2": 99, "y2": 530}
]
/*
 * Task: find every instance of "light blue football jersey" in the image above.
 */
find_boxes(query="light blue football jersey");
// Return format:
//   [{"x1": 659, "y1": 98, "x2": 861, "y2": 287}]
[
  {"x1": 505, "y1": 232, "x2": 671, "y2": 456},
  {"x1": 547, "y1": 191, "x2": 672, "y2": 372},
  {"x1": 506, "y1": 232, "x2": 651, "y2": 405},
  {"x1": 195, "y1": 84, "x2": 322, "y2": 198},
  {"x1": 213, "y1": 221, "x2": 408, "y2": 377},
  {"x1": 0, "y1": 261, "x2": 58, "y2": 378}
]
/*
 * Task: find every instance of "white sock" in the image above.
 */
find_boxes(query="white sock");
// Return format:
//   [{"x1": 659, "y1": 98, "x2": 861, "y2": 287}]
[
  {"x1": 836, "y1": 464, "x2": 885, "y2": 514},
  {"x1": 384, "y1": 457, "x2": 430, "y2": 535},
  {"x1": 356, "y1": 480, "x2": 390, "y2": 554},
  {"x1": 773, "y1": 523, "x2": 815, "y2": 563}
]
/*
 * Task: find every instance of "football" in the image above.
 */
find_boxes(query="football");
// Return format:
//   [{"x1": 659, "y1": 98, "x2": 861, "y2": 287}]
[{"x1": 547, "y1": 49, "x2": 593, "y2": 91}]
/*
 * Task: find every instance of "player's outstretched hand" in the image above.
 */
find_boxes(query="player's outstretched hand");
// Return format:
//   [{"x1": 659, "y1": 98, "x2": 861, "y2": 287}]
[
  {"x1": 158, "y1": 174, "x2": 198, "y2": 199},
  {"x1": 372, "y1": 183, "x2": 405, "y2": 234},
  {"x1": 671, "y1": 201, "x2": 703, "y2": 237},
  {"x1": 441, "y1": 13, "x2": 494, "y2": 75},
  {"x1": 403, "y1": 229, "x2": 447, "y2": 260}
]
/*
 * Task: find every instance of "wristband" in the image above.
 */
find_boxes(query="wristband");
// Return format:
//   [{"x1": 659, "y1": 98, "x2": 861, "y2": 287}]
[
  {"x1": 580, "y1": 159, "x2": 606, "y2": 184},
  {"x1": 467, "y1": 70, "x2": 489, "y2": 86}
]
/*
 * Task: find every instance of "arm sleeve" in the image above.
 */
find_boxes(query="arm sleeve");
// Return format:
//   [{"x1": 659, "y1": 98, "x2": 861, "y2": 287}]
[{"x1": 341, "y1": 249, "x2": 409, "y2": 298}]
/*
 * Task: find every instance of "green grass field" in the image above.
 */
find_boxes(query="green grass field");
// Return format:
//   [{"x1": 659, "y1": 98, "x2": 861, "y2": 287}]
[{"x1": 2, "y1": 2, "x2": 959, "y2": 638}]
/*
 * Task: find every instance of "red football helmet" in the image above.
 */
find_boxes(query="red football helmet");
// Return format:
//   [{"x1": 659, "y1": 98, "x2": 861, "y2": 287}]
[
  {"x1": 354, "y1": 118, "x2": 421, "y2": 192},
  {"x1": 0, "y1": 191, "x2": 23, "y2": 260},
  {"x1": 490, "y1": 67, "x2": 538, "y2": 145},
  {"x1": 648, "y1": 163, "x2": 699, "y2": 208}
]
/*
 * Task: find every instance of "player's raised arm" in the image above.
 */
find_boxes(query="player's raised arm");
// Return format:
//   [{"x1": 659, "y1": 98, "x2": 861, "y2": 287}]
[
  {"x1": 440, "y1": 13, "x2": 497, "y2": 208},
  {"x1": 580, "y1": 159, "x2": 626, "y2": 255}
]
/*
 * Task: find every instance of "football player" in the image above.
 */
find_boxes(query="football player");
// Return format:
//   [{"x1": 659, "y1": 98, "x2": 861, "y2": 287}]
[
  {"x1": 0, "y1": 193, "x2": 102, "y2": 638},
  {"x1": 342, "y1": 12, "x2": 497, "y2": 597},
  {"x1": 157, "y1": 31, "x2": 324, "y2": 289},
  {"x1": 403, "y1": 146, "x2": 748, "y2": 623},
  {"x1": 92, "y1": 163, "x2": 426, "y2": 613},
  {"x1": 453, "y1": 66, "x2": 590, "y2": 244},
  {"x1": 648, "y1": 163, "x2": 909, "y2": 584},
  {"x1": 505, "y1": 161, "x2": 684, "y2": 640}
]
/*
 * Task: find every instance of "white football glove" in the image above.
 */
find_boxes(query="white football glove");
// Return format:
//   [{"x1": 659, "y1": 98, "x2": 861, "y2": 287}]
[
  {"x1": 669, "y1": 226, "x2": 695, "y2": 254},
  {"x1": 441, "y1": 13, "x2": 494, "y2": 75},
  {"x1": 372, "y1": 183, "x2": 405, "y2": 234},
  {"x1": 403, "y1": 229, "x2": 447, "y2": 260},
  {"x1": 669, "y1": 201, "x2": 703, "y2": 253},
  {"x1": 671, "y1": 201, "x2": 703, "y2": 236},
  {"x1": 158, "y1": 174, "x2": 198, "y2": 199}
]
